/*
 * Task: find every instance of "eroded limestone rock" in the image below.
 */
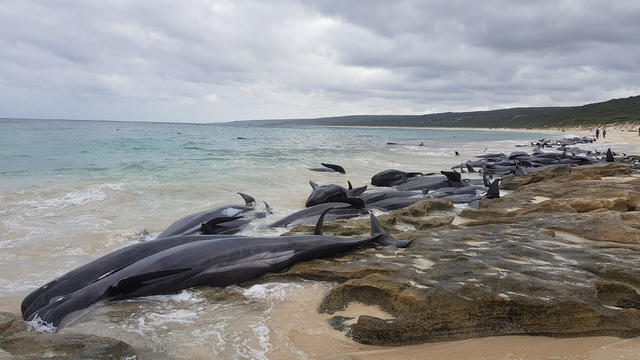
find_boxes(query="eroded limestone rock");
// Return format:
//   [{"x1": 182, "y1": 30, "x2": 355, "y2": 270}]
[
  {"x1": 0, "y1": 312, "x2": 136, "y2": 359},
  {"x1": 277, "y1": 163, "x2": 640, "y2": 345},
  {"x1": 1, "y1": 332, "x2": 136, "y2": 359}
]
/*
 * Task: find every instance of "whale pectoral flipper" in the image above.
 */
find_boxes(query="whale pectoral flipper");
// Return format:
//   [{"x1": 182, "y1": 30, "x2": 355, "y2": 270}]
[
  {"x1": 200, "y1": 215, "x2": 244, "y2": 234},
  {"x1": 104, "y1": 268, "x2": 191, "y2": 298},
  {"x1": 92, "y1": 265, "x2": 128, "y2": 283}
]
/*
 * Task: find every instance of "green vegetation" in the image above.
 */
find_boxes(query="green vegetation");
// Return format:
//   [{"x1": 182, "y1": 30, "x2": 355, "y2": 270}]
[{"x1": 228, "y1": 95, "x2": 640, "y2": 128}]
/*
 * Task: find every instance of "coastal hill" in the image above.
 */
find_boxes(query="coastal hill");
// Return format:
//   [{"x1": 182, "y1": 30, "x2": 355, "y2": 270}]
[{"x1": 227, "y1": 95, "x2": 640, "y2": 128}]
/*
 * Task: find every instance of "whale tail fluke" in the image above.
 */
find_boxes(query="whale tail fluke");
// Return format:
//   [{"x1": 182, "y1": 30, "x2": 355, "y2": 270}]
[{"x1": 486, "y1": 179, "x2": 501, "y2": 199}]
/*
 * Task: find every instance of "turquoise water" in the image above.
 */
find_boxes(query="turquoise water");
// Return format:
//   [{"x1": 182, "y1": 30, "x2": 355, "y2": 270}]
[
  {"x1": 0, "y1": 118, "x2": 547, "y2": 188},
  {"x1": 0, "y1": 118, "x2": 558, "y2": 359}
]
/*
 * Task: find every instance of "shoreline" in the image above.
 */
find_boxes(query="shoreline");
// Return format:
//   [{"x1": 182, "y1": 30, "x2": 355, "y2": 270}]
[
  {"x1": 3, "y1": 126, "x2": 640, "y2": 359},
  {"x1": 324, "y1": 124, "x2": 640, "y2": 154}
]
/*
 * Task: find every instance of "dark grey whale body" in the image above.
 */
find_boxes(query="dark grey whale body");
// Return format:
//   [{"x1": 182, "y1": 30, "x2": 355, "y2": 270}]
[
  {"x1": 157, "y1": 193, "x2": 256, "y2": 238},
  {"x1": 28, "y1": 212, "x2": 410, "y2": 329},
  {"x1": 22, "y1": 193, "x2": 267, "y2": 321},
  {"x1": 371, "y1": 169, "x2": 423, "y2": 187},
  {"x1": 305, "y1": 181, "x2": 366, "y2": 208},
  {"x1": 21, "y1": 234, "x2": 237, "y2": 321},
  {"x1": 270, "y1": 202, "x2": 367, "y2": 227},
  {"x1": 308, "y1": 163, "x2": 346, "y2": 174}
]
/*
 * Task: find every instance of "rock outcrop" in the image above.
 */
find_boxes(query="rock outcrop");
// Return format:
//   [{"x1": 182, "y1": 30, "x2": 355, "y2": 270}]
[
  {"x1": 276, "y1": 163, "x2": 640, "y2": 345},
  {"x1": 0, "y1": 311, "x2": 135, "y2": 359}
]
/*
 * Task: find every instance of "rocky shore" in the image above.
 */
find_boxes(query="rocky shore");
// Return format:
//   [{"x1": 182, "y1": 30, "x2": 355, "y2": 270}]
[
  {"x1": 277, "y1": 162, "x2": 640, "y2": 345},
  {"x1": 0, "y1": 311, "x2": 135, "y2": 359}
]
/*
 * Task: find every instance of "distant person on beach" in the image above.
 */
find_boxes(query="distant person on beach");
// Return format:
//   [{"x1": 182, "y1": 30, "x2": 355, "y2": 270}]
[
  {"x1": 595, "y1": 129, "x2": 599, "y2": 139},
  {"x1": 603, "y1": 129, "x2": 607, "y2": 139}
]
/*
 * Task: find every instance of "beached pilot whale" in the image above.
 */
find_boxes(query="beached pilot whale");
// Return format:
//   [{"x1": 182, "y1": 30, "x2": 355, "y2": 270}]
[
  {"x1": 157, "y1": 192, "x2": 256, "y2": 238},
  {"x1": 21, "y1": 233, "x2": 239, "y2": 321},
  {"x1": 308, "y1": 163, "x2": 346, "y2": 174},
  {"x1": 21, "y1": 193, "x2": 266, "y2": 321},
  {"x1": 371, "y1": 169, "x2": 423, "y2": 187},
  {"x1": 26, "y1": 210, "x2": 411, "y2": 329},
  {"x1": 270, "y1": 202, "x2": 368, "y2": 228},
  {"x1": 305, "y1": 181, "x2": 366, "y2": 208}
]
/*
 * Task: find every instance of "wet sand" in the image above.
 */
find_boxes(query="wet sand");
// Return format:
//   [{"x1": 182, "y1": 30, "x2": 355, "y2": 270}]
[{"x1": 268, "y1": 282, "x2": 640, "y2": 360}]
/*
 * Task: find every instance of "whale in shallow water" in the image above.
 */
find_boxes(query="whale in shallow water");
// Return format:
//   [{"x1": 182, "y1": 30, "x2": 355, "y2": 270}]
[
  {"x1": 371, "y1": 169, "x2": 423, "y2": 187},
  {"x1": 270, "y1": 202, "x2": 368, "y2": 228},
  {"x1": 305, "y1": 181, "x2": 366, "y2": 208},
  {"x1": 157, "y1": 193, "x2": 256, "y2": 238},
  {"x1": 308, "y1": 163, "x2": 346, "y2": 174},
  {"x1": 27, "y1": 211, "x2": 411, "y2": 329},
  {"x1": 22, "y1": 194, "x2": 268, "y2": 321},
  {"x1": 21, "y1": 233, "x2": 238, "y2": 321}
]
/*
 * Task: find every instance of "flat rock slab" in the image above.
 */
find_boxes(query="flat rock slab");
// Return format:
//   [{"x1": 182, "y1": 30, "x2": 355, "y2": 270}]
[{"x1": 278, "y1": 163, "x2": 640, "y2": 345}]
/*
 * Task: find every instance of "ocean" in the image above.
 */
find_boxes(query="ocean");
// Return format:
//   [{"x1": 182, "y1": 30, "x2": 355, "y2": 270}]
[{"x1": 0, "y1": 118, "x2": 557, "y2": 359}]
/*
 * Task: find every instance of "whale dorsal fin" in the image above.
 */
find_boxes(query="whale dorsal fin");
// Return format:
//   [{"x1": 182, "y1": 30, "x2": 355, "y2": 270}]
[
  {"x1": 237, "y1": 193, "x2": 255, "y2": 205},
  {"x1": 606, "y1": 148, "x2": 615, "y2": 162},
  {"x1": 309, "y1": 181, "x2": 318, "y2": 189},
  {"x1": 466, "y1": 163, "x2": 476, "y2": 173},
  {"x1": 263, "y1": 201, "x2": 273, "y2": 214},
  {"x1": 482, "y1": 173, "x2": 491, "y2": 187},
  {"x1": 348, "y1": 185, "x2": 367, "y2": 197},
  {"x1": 441, "y1": 170, "x2": 461, "y2": 183},
  {"x1": 313, "y1": 207, "x2": 336, "y2": 235},
  {"x1": 369, "y1": 212, "x2": 412, "y2": 248},
  {"x1": 348, "y1": 180, "x2": 353, "y2": 190}
]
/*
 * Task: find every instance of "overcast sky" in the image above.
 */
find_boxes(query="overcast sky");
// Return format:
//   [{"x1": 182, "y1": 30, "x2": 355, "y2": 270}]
[{"x1": 1, "y1": 1, "x2": 639, "y2": 123}]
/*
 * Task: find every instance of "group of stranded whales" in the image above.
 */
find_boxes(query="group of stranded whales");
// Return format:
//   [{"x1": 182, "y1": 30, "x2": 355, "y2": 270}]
[
  {"x1": 23, "y1": 208, "x2": 409, "y2": 328},
  {"x1": 22, "y1": 134, "x2": 631, "y2": 330}
]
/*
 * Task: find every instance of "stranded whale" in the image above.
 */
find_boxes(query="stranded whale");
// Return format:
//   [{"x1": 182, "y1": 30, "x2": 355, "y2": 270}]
[
  {"x1": 27, "y1": 211, "x2": 411, "y2": 329},
  {"x1": 308, "y1": 163, "x2": 346, "y2": 174},
  {"x1": 157, "y1": 193, "x2": 257, "y2": 238}
]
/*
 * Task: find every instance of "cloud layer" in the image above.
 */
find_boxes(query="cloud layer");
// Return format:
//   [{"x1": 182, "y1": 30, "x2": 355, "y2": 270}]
[{"x1": 1, "y1": 0, "x2": 638, "y2": 122}]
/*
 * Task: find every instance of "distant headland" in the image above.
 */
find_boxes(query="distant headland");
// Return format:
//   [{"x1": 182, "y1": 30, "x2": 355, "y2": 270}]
[{"x1": 225, "y1": 95, "x2": 640, "y2": 129}]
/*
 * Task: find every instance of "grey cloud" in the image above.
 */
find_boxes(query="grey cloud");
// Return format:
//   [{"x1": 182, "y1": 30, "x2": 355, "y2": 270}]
[{"x1": 0, "y1": 0, "x2": 638, "y2": 122}]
